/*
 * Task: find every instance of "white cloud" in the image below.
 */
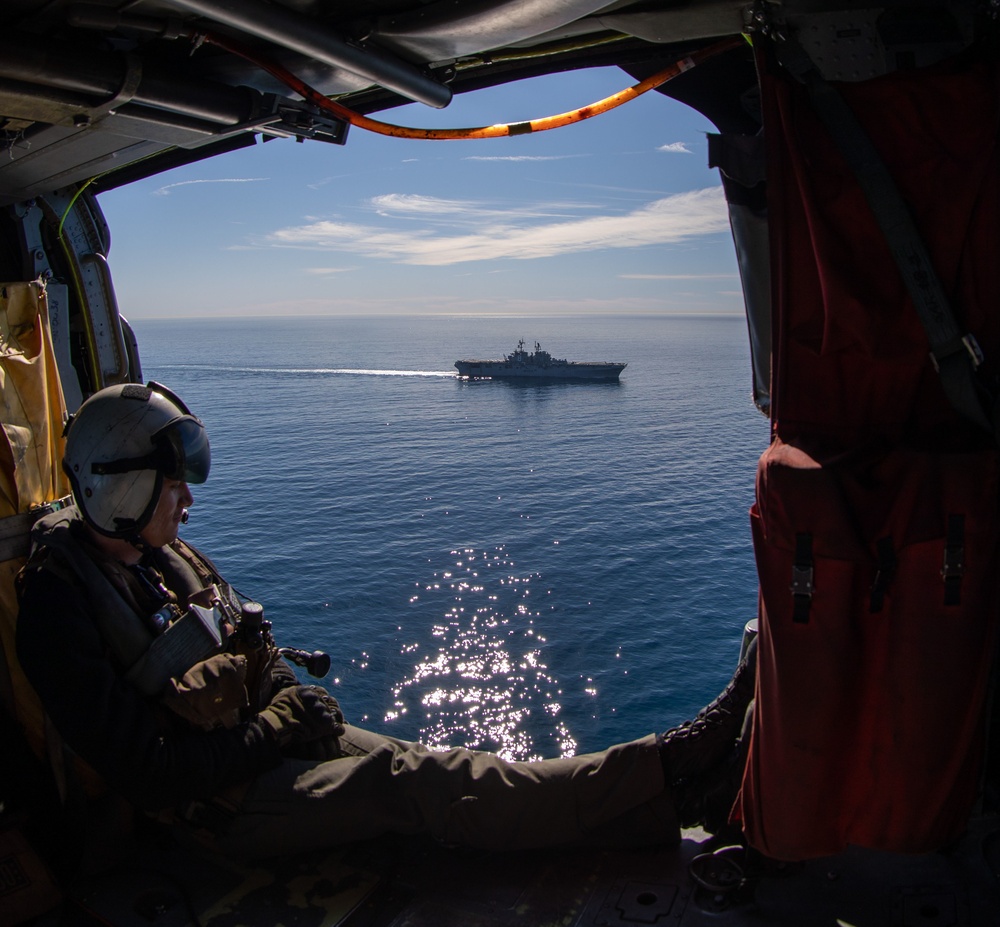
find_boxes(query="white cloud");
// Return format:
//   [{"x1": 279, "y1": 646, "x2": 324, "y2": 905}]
[
  {"x1": 619, "y1": 273, "x2": 737, "y2": 280},
  {"x1": 658, "y1": 142, "x2": 692, "y2": 154},
  {"x1": 370, "y1": 193, "x2": 471, "y2": 216},
  {"x1": 265, "y1": 187, "x2": 728, "y2": 266},
  {"x1": 303, "y1": 266, "x2": 357, "y2": 275},
  {"x1": 150, "y1": 293, "x2": 744, "y2": 319},
  {"x1": 463, "y1": 155, "x2": 588, "y2": 162},
  {"x1": 153, "y1": 177, "x2": 267, "y2": 196},
  {"x1": 368, "y1": 193, "x2": 596, "y2": 224}
]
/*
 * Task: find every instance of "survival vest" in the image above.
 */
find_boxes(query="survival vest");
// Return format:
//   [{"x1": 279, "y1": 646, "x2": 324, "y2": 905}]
[{"x1": 20, "y1": 506, "x2": 242, "y2": 697}]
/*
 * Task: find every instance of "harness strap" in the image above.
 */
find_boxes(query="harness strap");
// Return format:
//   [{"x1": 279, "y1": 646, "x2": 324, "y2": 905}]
[
  {"x1": 870, "y1": 536, "x2": 897, "y2": 614},
  {"x1": 0, "y1": 495, "x2": 74, "y2": 724},
  {"x1": 773, "y1": 34, "x2": 995, "y2": 438},
  {"x1": 0, "y1": 496, "x2": 73, "y2": 563}
]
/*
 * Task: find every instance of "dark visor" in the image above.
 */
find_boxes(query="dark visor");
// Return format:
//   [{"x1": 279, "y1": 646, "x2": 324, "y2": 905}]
[
  {"x1": 91, "y1": 415, "x2": 210, "y2": 483},
  {"x1": 154, "y1": 416, "x2": 211, "y2": 484}
]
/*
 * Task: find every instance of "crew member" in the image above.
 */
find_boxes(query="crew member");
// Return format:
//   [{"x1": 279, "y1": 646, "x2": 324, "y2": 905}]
[{"x1": 16, "y1": 382, "x2": 755, "y2": 859}]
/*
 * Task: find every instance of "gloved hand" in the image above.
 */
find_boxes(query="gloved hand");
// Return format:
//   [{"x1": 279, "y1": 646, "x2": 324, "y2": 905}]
[
  {"x1": 257, "y1": 684, "x2": 345, "y2": 748},
  {"x1": 163, "y1": 653, "x2": 249, "y2": 731}
]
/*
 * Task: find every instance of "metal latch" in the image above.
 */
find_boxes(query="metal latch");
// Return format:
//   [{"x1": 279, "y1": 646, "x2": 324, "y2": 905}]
[{"x1": 790, "y1": 565, "x2": 814, "y2": 597}]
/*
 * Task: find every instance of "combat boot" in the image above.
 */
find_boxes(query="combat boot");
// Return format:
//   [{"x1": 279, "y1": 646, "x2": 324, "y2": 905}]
[
  {"x1": 658, "y1": 636, "x2": 757, "y2": 785},
  {"x1": 675, "y1": 701, "x2": 754, "y2": 834}
]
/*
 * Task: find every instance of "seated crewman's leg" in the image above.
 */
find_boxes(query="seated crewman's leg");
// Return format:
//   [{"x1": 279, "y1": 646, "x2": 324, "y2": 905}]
[
  {"x1": 212, "y1": 728, "x2": 674, "y2": 859},
  {"x1": 208, "y1": 644, "x2": 757, "y2": 860}
]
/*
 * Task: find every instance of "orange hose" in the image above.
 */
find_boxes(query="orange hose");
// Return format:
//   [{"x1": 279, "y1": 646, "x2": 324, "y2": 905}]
[{"x1": 204, "y1": 33, "x2": 746, "y2": 140}]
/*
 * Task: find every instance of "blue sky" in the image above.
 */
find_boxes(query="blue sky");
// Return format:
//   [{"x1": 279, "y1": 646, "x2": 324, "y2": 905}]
[{"x1": 98, "y1": 66, "x2": 742, "y2": 319}]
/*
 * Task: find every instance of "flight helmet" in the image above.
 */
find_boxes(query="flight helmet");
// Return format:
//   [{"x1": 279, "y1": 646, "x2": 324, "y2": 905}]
[{"x1": 63, "y1": 382, "x2": 210, "y2": 538}]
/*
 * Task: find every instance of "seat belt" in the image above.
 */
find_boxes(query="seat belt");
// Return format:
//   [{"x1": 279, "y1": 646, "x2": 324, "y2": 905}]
[{"x1": 774, "y1": 35, "x2": 996, "y2": 438}]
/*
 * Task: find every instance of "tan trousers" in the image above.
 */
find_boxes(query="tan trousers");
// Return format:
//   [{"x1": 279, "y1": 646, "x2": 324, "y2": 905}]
[{"x1": 210, "y1": 726, "x2": 676, "y2": 859}]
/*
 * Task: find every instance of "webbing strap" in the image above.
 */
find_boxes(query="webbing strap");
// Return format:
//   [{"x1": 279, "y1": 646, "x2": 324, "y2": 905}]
[
  {"x1": 0, "y1": 496, "x2": 73, "y2": 563},
  {"x1": 942, "y1": 514, "x2": 965, "y2": 607},
  {"x1": 774, "y1": 35, "x2": 994, "y2": 437},
  {"x1": 870, "y1": 536, "x2": 897, "y2": 614},
  {"x1": 0, "y1": 495, "x2": 72, "y2": 733},
  {"x1": 791, "y1": 532, "x2": 814, "y2": 623}
]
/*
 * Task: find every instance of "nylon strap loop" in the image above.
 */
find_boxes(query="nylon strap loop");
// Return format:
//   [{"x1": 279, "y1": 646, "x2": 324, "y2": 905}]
[{"x1": 870, "y1": 536, "x2": 897, "y2": 614}]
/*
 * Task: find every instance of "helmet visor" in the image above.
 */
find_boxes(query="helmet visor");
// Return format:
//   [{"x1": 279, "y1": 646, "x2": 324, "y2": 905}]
[{"x1": 155, "y1": 416, "x2": 211, "y2": 484}]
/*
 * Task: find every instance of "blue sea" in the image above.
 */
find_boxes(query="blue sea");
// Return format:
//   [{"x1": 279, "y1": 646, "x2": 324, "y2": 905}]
[{"x1": 130, "y1": 314, "x2": 769, "y2": 760}]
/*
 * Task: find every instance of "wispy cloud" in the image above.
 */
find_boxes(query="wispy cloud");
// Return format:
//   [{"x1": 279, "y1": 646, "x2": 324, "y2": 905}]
[
  {"x1": 658, "y1": 142, "x2": 692, "y2": 154},
  {"x1": 370, "y1": 193, "x2": 473, "y2": 216},
  {"x1": 619, "y1": 273, "x2": 737, "y2": 280},
  {"x1": 463, "y1": 154, "x2": 588, "y2": 162},
  {"x1": 303, "y1": 266, "x2": 358, "y2": 275},
  {"x1": 153, "y1": 177, "x2": 267, "y2": 196},
  {"x1": 368, "y1": 193, "x2": 596, "y2": 224},
  {"x1": 265, "y1": 187, "x2": 728, "y2": 266},
  {"x1": 150, "y1": 293, "x2": 745, "y2": 319}
]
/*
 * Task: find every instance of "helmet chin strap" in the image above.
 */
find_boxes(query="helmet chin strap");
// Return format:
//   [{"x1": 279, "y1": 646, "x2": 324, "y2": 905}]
[{"x1": 128, "y1": 533, "x2": 153, "y2": 556}]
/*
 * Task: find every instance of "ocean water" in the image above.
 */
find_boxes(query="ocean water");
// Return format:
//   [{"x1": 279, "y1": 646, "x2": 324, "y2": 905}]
[{"x1": 130, "y1": 314, "x2": 770, "y2": 760}]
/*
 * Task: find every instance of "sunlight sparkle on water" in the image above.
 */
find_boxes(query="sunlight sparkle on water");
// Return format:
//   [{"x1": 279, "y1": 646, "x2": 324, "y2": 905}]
[{"x1": 389, "y1": 546, "x2": 578, "y2": 760}]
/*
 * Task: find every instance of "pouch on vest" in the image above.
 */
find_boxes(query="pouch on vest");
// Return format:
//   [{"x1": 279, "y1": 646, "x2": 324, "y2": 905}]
[{"x1": 124, "y1": 603, "x2": 226, "y2": 697}]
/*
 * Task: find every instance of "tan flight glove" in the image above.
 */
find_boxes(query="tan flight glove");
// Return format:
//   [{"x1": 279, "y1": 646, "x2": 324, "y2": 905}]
[
  {"x1": 258, "y1": 684, "x2": 345, "y2": 748},
  {"x1": 162, "y1": 653, "x2": 249, "y2": 730}
]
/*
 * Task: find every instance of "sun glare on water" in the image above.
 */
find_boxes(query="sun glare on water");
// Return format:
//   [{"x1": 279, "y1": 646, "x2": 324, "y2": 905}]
[{"x1": 387, "y1": 546, "x2": 579, "y2": 761}]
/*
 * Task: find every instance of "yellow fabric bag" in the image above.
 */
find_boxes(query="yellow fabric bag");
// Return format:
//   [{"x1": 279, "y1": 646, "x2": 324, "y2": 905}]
[{"x1": 0, "y1": 280, "x2": 70, "y2": 761}]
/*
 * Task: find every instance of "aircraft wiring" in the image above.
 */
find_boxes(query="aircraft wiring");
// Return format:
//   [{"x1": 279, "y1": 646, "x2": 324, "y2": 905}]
[{"x1": 200, "y1": 32, "x2": 746, "y2": 141}]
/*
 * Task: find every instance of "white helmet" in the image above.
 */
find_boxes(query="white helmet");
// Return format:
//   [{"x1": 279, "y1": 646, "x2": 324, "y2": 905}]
[{"x1": 63, "y1": 382, "x2": 210, "y2": 538}]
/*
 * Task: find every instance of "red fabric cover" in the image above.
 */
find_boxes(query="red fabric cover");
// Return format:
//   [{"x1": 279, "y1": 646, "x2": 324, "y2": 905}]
[
  {"x1": 737, "y1": 49, "x2": 1000, "y2": 860},
  {"x1": 739, "y1": 440, "x2": 1000, "y2": 860},
  {"x1": 765, "y1": 50, "x2": 1000, "y2": 446}
]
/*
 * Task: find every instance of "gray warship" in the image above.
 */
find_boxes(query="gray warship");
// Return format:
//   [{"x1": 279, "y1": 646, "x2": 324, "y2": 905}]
[{"x1": 455, "y1": 340, "x2": 627, "y2": 381}]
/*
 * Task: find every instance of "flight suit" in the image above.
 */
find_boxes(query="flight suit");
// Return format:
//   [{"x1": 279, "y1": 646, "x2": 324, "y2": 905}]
[{"x1": 17, "y1": 508, "x2": 678, "y2": 859}]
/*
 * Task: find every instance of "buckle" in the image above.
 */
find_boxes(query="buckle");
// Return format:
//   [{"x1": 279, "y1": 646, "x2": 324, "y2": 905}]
[
  {"x1": 941, "y1": 546, "x2": 964, "y2": 582},
  {"x1": 790, "y1": 565, "x2": 814, "y2": 597},
  {"x1": 28, "y1": 495, "x2": 72, "y2": 519},
  {"x1": 930, "y1": 333, "x2": 983, "y2": 372}
]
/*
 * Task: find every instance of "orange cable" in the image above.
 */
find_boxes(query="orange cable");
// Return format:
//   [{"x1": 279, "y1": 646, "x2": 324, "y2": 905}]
[{"x1": 203, "y1": 33, "x2": 745, "y2": 140}]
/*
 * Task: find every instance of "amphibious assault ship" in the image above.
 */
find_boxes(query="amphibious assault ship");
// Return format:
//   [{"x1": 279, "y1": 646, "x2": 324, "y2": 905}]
[{"x1": 455, "y1": 340, "x2": 627, "y2": 381}]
